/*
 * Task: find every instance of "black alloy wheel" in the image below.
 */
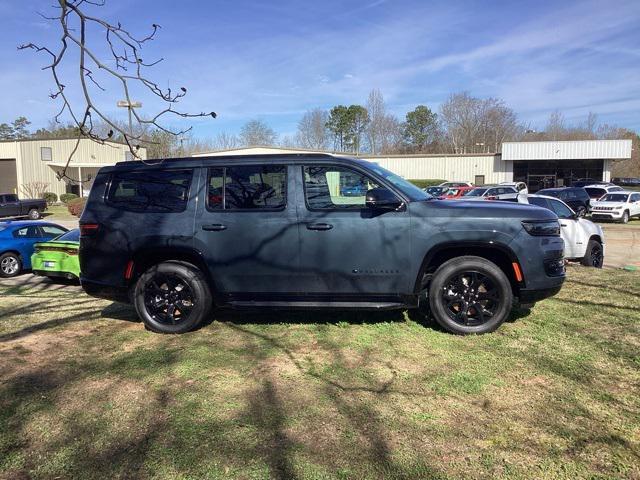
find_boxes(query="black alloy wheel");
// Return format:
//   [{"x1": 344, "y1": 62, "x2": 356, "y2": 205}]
[
  {"x1": 441, "y1": 271, "x2": 500, "y2": 327},
  {"x1": 144, "y1": 273, "x2": 195, "y2": 326},
  {"x1": 428, "y1": 256, "x2": 512, "y2": 334},
  {"x1": 134, "y1": 261, "x2": 212, "y2": 333}
]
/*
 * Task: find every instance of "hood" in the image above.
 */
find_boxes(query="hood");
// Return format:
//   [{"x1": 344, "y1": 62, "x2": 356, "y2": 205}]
[{"x1": 410, "y1": 199, "x2": 558, "y2": 221}]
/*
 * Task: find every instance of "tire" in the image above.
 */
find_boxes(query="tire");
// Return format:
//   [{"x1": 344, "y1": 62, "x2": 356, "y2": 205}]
[
  {"x1": 428, "y1": 256, "x2": 513, "y2": 335},
  {"x1": 621, "y1": 211, "x2": 629, "y2": 224},
  {"x1": 133, "y1": 261, "x2": 212, "y2": 334},
  {"x1": 0, "y1": 252, "x2": 22, "y2": 278},
  {"x1": 28, "y1": 208, "x2": 41, "y2": 220},
  {"x1": 581, "y1": 239, "x2": 604, "y2": 268}
]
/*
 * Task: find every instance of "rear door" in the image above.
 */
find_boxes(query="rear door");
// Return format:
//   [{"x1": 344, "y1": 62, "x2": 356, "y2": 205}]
[
  {"x1": 193, "y1": 163, "x2": 299, "y2": 295},
  {"x1": 295, "y1": 163, "x2": 412, "y2": 297}
]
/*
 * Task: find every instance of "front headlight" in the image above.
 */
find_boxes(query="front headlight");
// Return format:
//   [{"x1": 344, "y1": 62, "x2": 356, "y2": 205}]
[{"x1": 522, "y1": 220, "x2": 561, "y2": 236}]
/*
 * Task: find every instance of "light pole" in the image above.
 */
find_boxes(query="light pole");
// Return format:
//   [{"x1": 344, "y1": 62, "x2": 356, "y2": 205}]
[
  {"x1": 117, "y1": 100, "x2": 142, "y2": 139},
  {"x1": 475, "y1": 142, "x2": 485, "y2": 153}
]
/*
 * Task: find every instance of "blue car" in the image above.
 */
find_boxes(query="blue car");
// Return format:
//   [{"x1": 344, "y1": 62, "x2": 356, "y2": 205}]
[{"x1": 0, "y1": 221, "x2": 68, "y2": 278}]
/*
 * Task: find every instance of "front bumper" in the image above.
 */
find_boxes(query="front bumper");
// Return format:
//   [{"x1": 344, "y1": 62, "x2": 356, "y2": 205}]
[{"x1": 591, "y1": 210, "x2": 623, "y2": 220}]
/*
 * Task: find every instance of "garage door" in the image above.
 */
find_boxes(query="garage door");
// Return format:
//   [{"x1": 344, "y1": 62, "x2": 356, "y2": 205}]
[{"x1": 0, "y1": 159, "x2": 18, "y2": 194}]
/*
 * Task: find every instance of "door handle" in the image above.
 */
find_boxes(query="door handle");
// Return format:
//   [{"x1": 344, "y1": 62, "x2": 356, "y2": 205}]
[
  {"x1": 307, "y1": 223, "x2": 333, "y2": 231},
  {"x1": 560, "y1": 223, "x2": 567, "y2": 227},
  {"x1": 202, "y1": 224, "x2": 227, "y2": 231}
]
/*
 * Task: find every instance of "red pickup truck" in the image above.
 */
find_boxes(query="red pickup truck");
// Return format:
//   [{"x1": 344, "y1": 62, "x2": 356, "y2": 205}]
[{"x1": 0, "y1": 193, "x2": 47, "y2": 220}]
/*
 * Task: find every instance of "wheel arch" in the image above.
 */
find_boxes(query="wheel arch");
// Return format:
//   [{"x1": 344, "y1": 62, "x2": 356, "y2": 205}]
[
  {"x1": 413, "y1": 242, "x2": 523, "y2": 294},
  {"x1": 128, "y1": 247, "x2": 218, "y2": 294}
]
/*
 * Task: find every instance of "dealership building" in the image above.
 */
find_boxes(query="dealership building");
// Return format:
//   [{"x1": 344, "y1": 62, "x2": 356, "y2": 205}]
[
  {"x1": 194, "y1": 139, "x2": 632, "y2": 191},
  {"x1": 0, "y1": 137, "x2": 147, "y2": 197},
  {"x1": 0, "y1": 138, "x2": 631, "y2": 198}
]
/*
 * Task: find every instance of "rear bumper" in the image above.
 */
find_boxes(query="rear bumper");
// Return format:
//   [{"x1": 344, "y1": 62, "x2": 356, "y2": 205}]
[
  {"x1": 33, "y1": 270, "x2": 78, "y2": 280},
  {"x1": 81, "y1": 278, "x2": 130, "y2": 303}
]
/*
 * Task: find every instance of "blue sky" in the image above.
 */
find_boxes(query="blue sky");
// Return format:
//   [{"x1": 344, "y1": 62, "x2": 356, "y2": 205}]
[{"x1": 1, "y1": 0, "x2": 639, "y2": 139}]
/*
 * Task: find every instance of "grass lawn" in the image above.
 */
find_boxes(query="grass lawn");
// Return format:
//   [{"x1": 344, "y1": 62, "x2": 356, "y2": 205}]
[
  {"x1": 42, "y1": 204, "x2": 76, "y2": 221},
  {"x1": 0, "y1": 266, "x2": 639, "y2": 479}
]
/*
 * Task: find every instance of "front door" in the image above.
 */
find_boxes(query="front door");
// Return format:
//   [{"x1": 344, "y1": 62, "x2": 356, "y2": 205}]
[
  {"x1": 548, "y1": 198, "x2": 581, "y2": 258},
  {"x1": 296, "y1": 164, "x2": 412, "y2": 297},
  {"x1": 1, "y1": 194, "x2": 20, "y2": 217},
  {"x1": 193, "y1": 164, "x2": 299, "y2": 295}
]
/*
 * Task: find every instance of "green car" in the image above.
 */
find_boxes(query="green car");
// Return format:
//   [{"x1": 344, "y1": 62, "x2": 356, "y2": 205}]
[{"x1": 31, "y1": 229, "x2": 81, "y2": 281}]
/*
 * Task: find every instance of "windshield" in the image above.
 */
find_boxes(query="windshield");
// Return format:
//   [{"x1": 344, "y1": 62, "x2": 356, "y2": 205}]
[
  {"x1": 601, "y1": 193, "x2": 629, "y2": 202},
  {"x1": 54, "y1": 229, "x2": 80, "y2": 242},
  {"x1": 362, "y1": 162, "x2": 430, "y2": 201},
  {"x1": 465, "y1": 188, "x2": 487, "y2": 197}
]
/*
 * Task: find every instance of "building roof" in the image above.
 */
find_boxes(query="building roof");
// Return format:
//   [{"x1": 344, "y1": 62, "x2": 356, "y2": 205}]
[
  {"x1": 191, "y1": 145, "x2": 497, "y2": 158},
  {"x1": 501, "y1": 139, "x2": 632, "y2": 161}
]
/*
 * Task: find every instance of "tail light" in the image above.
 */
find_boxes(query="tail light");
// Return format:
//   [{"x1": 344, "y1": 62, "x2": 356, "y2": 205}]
[{"x1": 80, "y1": 223, "x2": 99, "y2": 237}]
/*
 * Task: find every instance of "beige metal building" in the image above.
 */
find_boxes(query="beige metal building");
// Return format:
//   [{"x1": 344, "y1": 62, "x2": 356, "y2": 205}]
[
  {"x1": 0, "y1": 138, "x2": 147, "y2": 197},
  {"x1": 193, "y1": 140, "x2": 632, "y2": 191}
]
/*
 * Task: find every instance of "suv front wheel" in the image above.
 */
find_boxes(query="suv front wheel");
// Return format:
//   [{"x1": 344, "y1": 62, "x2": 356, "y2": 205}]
[
  {"x1": 428, "y1": 256, "x2": 513, "y2": 335},
  {"x1": 133, "y1": 261, "x2": 212, "y2": 334}
]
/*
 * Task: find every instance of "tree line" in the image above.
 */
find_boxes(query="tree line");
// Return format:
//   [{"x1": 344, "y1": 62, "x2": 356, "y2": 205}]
[{"x1": 2, "y1": 89, "x2": 638, "y2": 175}]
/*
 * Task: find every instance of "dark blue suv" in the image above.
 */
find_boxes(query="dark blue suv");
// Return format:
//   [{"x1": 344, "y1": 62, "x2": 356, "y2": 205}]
[{"x1": 79, "y1": 154, "x2": 565, "y2": 334}]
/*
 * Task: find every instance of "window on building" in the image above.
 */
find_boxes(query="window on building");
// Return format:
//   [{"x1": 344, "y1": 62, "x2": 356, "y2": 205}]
[
  {"x1": 41, "y1": 147, "x2": 52, "y2": 162},
  {"x1": 303, "y1": 165, "x2": 381, "y2": 209},
  {"x1": 106, "y1": 169, "x2": 192, "y2": 213},
  {"x1": 474, "y1": 175, "x2": 485, "y2": 186},
  {"x1": 207, "y1": 165, "x2": 287, "y2": 210},
  {"x1": 124, "y1": 151, "x2": 134, "y2": 162}
]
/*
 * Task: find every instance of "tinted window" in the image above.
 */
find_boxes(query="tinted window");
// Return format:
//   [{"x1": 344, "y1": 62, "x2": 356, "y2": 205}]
[
  {"x1": 13, "y1": 226, "x2": 40, "y2": 238},
  {"x1": 207, "y1": 165, "x2": 286, "y2": 210},
  {"x1": 465, "y1": 188, "x2": 487, "y2": 197},
  {"x1": 549, "y1": 199, "x2": 574, "y2": 219},
  {"x1": 55, "y1": 229, "x2": 80, "y2": 242},
  {"x1": 585, "y1": 187, "x2": 606, "y2": 198},
  {"x1": 41, "y1": 225, "x2": 67, "y2": 237},
  {"x1": 528, "y1": 197, "x2": 550, "y2": 210},
  {"x1": 107, "y1": 170, "x2": 192, "y2": 213},
  {"x1": 602, "y1": 193, "x2": 629, "y2": 202},
  {"x1": 630, "y1": 193, "x2": 640, "y2": 202},
  {"x1": 3, "y1": 194, "x2": 18, "y2": 202},
  {"x1": 303, "y1": 165, "x2": 382, "y2": 209}
]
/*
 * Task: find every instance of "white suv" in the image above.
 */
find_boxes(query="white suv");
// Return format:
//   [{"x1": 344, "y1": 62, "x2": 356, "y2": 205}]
[
  {"x1": 591, "y1": 191, "x2": 640, "y2": 223},
  {"x1": 524, "y1": 194, "x2": 605, "y2": 267}
]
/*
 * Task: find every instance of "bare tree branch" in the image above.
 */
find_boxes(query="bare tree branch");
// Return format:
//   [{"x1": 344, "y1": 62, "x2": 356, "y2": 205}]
[{"x1": 19, "y1": 0, "x2": 216, "y2": 182}]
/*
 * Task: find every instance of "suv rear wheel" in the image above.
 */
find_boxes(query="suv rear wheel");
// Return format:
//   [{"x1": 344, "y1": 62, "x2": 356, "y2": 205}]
[
  {"x1": 133, "y1": 261, "x2": 212, "y2": 334},
  {"x1": 428, "y1": 256, "x2": 513, "y2": 335}
]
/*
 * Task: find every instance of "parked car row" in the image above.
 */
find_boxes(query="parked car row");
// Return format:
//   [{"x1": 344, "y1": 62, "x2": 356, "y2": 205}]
[{"x1": 0, "y1": 220, "x2": 80, "y2": 279}]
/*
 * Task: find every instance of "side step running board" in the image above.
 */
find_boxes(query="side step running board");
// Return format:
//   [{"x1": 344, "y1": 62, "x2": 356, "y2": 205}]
[{"x1": 227, "y1": 301, "x2": 406, "y2": 310}]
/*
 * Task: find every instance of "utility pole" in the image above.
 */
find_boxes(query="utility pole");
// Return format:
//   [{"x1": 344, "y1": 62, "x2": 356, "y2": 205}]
[{"x1": 117, "y1": 100, "x2": 142, "y2": 158}]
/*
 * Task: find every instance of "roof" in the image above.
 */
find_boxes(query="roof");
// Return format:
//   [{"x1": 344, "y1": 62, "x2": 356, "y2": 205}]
[
  {"x1": 501, "y1": 139, "x2": 632, "y2": 161},
  {"x1": 0, "y1": 220, "x2": 64, "y2": 228},
  {"x1": 102, "y1": 152, "x2": 364, "y2": 173}
]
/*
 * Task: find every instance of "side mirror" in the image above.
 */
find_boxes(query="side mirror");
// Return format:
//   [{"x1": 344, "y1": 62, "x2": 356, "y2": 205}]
[
  {"x1": 365, "y1": 187, "x2": 402, "y2": 210},
  {"x1": 575, "y1": 207, "x2": 586, "y2": 218}
]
